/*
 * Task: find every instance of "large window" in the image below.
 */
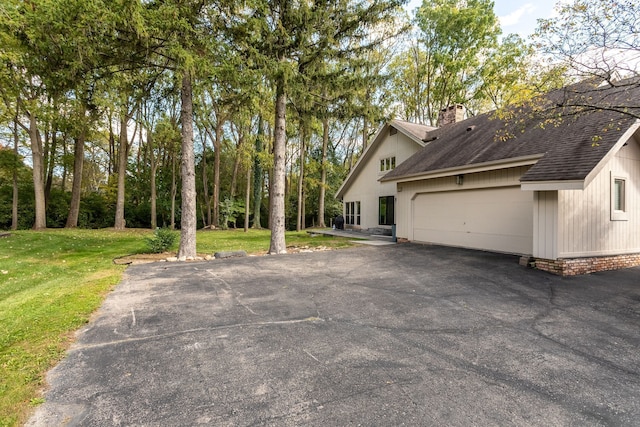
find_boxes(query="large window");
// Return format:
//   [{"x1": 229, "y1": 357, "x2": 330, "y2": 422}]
[
  {"x1": 379, "y1": 196, "x2": 395, "y2": 225},
  {"x1": 346, "y1": 201, "x2": 361, "y2": 226},
  {"x1": 611, "y1": 173, "x2": 628, "y2": 221}
]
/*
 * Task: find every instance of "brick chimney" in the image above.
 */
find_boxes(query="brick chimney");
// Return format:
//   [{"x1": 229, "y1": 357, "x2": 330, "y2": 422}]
[{"x1": 437, "y1": 104, "x2": 465, "y2": 127}]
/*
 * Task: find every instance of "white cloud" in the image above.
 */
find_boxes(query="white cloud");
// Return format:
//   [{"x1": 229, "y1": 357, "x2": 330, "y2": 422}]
[{"x1": 499, "y1": 3, "x2": 536, "y2": 28}]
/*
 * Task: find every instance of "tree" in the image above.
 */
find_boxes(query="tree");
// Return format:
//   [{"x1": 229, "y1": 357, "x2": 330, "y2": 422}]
[
  {"x1": 233, "y1": 0, "x2": 405, "y2": 253},
  {"x1": 412, "y1": 0, "x2": 500, "y2": 124},
  {"x1": 534, "y1": 0, "x2": 640, "y2": 117},
  {"x1": 177, "y1": 72, "x2": 197, "y2": 259}
]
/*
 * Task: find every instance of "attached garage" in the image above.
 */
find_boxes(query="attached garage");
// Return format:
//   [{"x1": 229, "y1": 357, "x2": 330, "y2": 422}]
[{"x1": 411, "y1": 187, "x2": 534, "y2": 255}]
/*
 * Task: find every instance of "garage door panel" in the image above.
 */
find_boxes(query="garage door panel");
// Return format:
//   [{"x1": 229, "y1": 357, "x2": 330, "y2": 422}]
[{"x1": 412, "y1": 188, "x2": 533, "y2": 255}]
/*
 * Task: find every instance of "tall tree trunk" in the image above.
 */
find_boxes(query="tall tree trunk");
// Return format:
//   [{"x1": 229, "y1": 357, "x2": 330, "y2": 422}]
[
  {"x1": 244, "y1": 165, "x2": 251, "y2": 232},
  {"x1": 28, "y1": 112, "x2": 47, "y2": 230},
  {"x1": 252, "y1": 116, "x2": 263, "y2": 228},
  {"x1": 114, "y1": 111, "x2": 129, "y2": 229},
  {"x1": 362, "y1": 115, "x2": 369, "y2": 150},
  {"x1": 170, "y1": 147, "x2": 176, "y2": 230},
  {"x1": 66, "y1": 116, "x2": 87, "y2": 228},
  {"x1": 149, "y1": 131, "x2": 157, "y2": 229},
  {"x1": 296, "y1": 121, "x2": 306, "y2": 232},
  {"x1": 230, "y1": 132, "x2": 244, "y2": 199},
  {"x1": 317, "y1": 115, "x2": 329, "y2": 228},
  {"x1": 268, "y1": 80, "x2": 287, "y2": 254},
  {"x1": 11, "y1": 115, "x2": 19, "y2": 230},
  {"x1": 108, "y1": 112, "x2": 115, "y2": 176},
  {"x1": 44, "y1": 131, "x2": 56, "y2": 202},
  {"x1": 61, "y1": 134, "x2": 68, "y2": 191},
  {"x1": 177, "y1": 72, "x2": 197, "y2": 260},
  {"x1": 201, "y1": 131, "x2": 211, "y2": 227},
  {"x1": 213, "y1": 118, "x2": 223, "y2": 227}
]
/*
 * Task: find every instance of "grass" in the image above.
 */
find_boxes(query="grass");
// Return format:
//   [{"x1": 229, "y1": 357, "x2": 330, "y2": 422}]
[{"x1": 0, "y1": 227, "x2": 353, "y2": 427}]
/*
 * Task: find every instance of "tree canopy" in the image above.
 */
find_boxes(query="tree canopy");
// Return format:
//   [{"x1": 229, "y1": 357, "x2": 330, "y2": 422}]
[{"x1": 1, "y1": 0, "x2": 637, "y2": 247}]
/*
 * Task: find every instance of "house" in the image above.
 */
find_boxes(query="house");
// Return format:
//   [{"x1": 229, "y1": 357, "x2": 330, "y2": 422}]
[
  {"x1": 335, "y1": 119, "x2": 437, "y2": 233},
  {"x1": 338, "y1": 81, "x2": 640, "y2": 275}
]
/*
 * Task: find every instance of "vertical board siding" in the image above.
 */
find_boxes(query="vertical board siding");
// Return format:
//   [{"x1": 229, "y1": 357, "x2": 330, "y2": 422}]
[
  {"x1": 558, "y1": 138, "x2": 640, "y2": 257},
  {"x1": 533, "y1": 191, "x2": 558, "y2": 260},
  {"x1": 343, "y1": 131, "x2": 421, "y2": 230}
]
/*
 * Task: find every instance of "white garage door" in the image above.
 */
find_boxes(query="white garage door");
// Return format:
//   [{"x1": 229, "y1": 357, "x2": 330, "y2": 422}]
[{"x1": 412, "y1": 187, "x2": 533, "y2": 255}]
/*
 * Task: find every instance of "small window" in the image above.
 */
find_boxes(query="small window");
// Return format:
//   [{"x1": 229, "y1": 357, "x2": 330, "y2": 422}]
[
  {"x1": 379, "y1": 196, "x2": 395, "y2": 226},
  {"x1": 379, "y1": 156, "x2": 396, "y2": 172},
  {"x1": 614, "y1": 179, "x2": 625, "y2": 211},
  {"x1": 611, "y1": 173, "x2": 628, "y2": 221}
]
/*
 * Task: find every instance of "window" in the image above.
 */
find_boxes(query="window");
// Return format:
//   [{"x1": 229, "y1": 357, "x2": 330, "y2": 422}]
[
  {"x1": 611, "y1": 173, "x2": 628, "y2": 221},
  {"x1": 614, "y1": 179, "x2": 625, "y2": 211},
  {"x1": 379, "y1": 196, "x2": 395, "y2": 226},
  {"x1": 346, "y1": 201, "x2": 361, "y2": 226},
  {"x1": 380, "y1": 156, "x2": 396, "y2": 172}
]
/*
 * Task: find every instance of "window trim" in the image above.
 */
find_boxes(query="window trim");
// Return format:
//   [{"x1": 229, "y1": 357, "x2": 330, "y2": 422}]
[{"x1": 611, "y1": 172, "x2": 629, "y2": 221}]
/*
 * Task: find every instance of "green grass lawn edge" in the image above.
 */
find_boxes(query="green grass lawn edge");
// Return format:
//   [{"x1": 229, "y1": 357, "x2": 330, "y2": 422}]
[{"x1": 0, "y1": 228, "x2": 354, "y2": 427}]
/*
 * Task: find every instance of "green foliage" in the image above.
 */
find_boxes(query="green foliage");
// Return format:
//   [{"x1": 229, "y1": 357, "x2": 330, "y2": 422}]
[
  {"x1": 145, "y1": 228, "x2": 178, "y2": 253},
  {"x1": 219, "y1": 197, "x2": 244, "y2": 230},
  {"x1": 392, "y1": 0, "x2": 500, "y2": 123}
]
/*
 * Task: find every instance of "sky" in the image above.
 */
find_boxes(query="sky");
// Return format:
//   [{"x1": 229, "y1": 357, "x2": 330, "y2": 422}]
[{"x1": 405, "y1": 0, "x2": 565, "y2": 40}]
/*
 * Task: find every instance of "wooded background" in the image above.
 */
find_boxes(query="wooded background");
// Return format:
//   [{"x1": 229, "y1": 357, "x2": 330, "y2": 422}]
[{"x1": 0, "y1": 0, "x2": 636, "y2": 254}]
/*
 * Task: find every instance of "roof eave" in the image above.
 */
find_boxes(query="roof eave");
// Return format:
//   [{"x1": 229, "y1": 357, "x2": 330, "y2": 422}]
[
  {"x1": 582, "y1": 120, "x2": 640, "y2": 188},
  {"x1": 381, "y1": 154, "x2": 543, "y2": 183}
]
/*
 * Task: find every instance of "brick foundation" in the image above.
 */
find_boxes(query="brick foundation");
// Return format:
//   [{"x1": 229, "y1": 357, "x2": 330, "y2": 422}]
[{"x1": 534, "y1": 254, "x2": 640, "y2": 276}]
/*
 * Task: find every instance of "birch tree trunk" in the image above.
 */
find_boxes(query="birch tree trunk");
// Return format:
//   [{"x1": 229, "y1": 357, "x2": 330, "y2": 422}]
[
  {"x1": 177, "y1": 72, "x2": 197, "y2": 260},
  {"x1": 268, "y1": 81, "x2": 287, "y2": 254}
]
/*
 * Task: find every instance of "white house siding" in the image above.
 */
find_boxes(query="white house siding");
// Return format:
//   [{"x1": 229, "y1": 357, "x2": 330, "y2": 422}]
[
  {"x1": 557, "y1": 138, "x2": 640, "y2": 257},
  {"x1": 342, "y1": 130, "x2": 422, "y2": 230},
  {"x1": 396, "y1": 166, "x2": 533, "y2": 254},
  {"x1": 532, "y1": 191, "x2": 559, "y2": 260}
]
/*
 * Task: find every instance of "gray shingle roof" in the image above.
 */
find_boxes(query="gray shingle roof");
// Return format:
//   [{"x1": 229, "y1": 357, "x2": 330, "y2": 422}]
[{"x1": 382, "y1": 81, "x2": 640, "y2": 183}]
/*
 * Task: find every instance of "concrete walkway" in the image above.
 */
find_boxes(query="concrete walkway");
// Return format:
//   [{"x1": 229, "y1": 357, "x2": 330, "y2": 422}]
[{"x1": 307, "y1": 228, "x2": 396, "y2": 245}]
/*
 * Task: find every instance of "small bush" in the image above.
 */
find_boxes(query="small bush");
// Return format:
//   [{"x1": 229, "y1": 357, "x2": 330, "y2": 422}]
[{"x1": 145, "y1": 228, "x2": 178, "y2": 253}]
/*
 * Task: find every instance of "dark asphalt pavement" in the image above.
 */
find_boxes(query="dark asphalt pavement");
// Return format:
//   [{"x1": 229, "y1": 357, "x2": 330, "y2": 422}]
[{"x1": 27, "y1": 244, "x2": 640, "y2": 426}]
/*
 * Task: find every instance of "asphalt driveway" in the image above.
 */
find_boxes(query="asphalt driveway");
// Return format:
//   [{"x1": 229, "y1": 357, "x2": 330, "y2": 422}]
[{"x1": 27, "y1": 244, "x2": 640, "y2": 426}]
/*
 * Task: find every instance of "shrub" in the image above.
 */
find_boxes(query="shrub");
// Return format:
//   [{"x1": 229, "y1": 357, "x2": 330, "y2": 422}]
[{"x1": 145, "y1": 228, "x2": 178, "y2": 253}]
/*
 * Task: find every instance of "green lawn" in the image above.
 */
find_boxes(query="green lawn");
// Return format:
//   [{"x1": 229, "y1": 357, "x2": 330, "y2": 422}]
[{"x1": 0, "y1": 228, "x2": 352, "y2": 427}]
